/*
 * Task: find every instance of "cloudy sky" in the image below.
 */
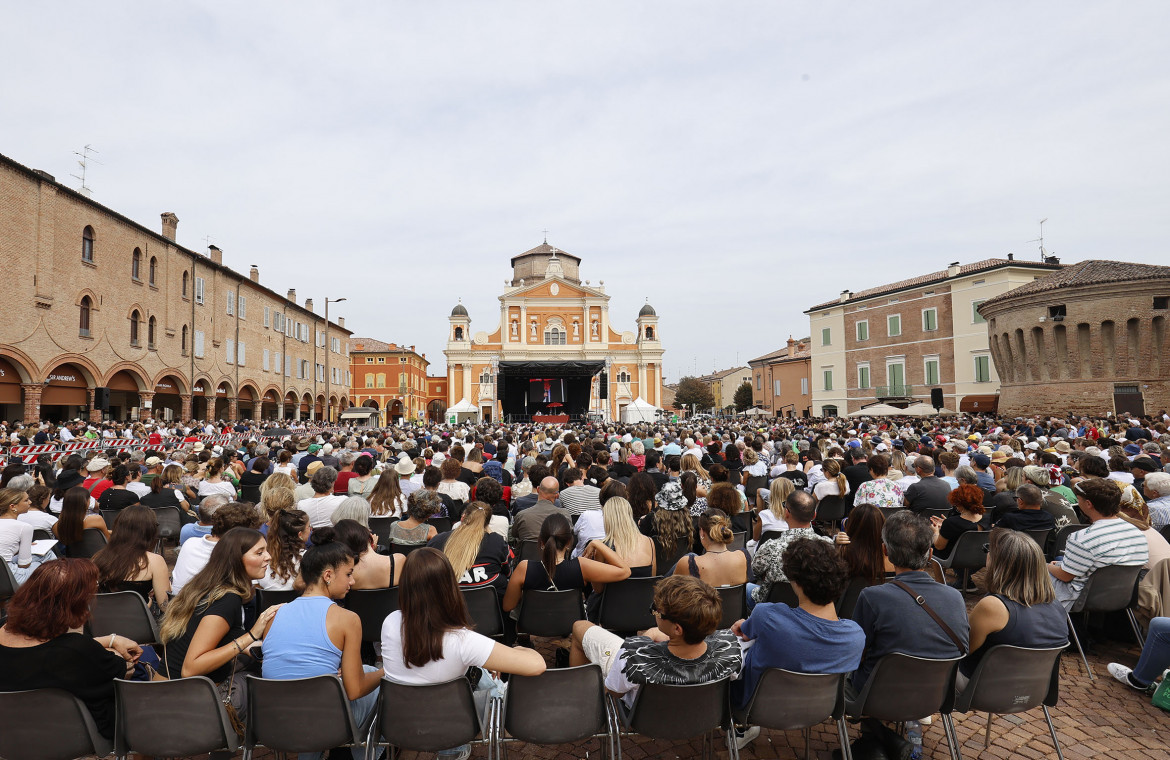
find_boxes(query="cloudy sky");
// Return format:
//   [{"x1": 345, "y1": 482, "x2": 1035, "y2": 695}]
[{"x1": 4, "y1": 2, "x2": 1169, "y2": 382}]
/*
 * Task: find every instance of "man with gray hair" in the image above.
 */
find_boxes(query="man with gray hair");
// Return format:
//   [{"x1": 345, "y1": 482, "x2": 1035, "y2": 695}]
[
  {"x1": 901, "y1": 456, "x2": 951, "y2": 513},
  {"x1": 178, "y1": 492, "x2": 231, "y2": 545},
  {"x1": 1143, "y1": 472, "x2": 1170, "y2": 531},
  {"x1": 851, "y1": 510, "x2": 968, "y2": 691},
  {"x1": 995, "y1": 483, "x2": 1056, "y2": 533}
]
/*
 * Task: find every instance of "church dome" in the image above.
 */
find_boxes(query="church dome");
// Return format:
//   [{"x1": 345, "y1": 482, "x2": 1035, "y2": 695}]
[
  {"x1": 450, "y1": 303, "x2": 469, "y2": 317},
  {"x1": 638, "y1": 302, "x2": 657, "y2": 317}
]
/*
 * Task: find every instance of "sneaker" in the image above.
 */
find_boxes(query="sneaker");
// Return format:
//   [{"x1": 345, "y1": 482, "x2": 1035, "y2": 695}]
[
  {"x1": 1107, "y1": 663, "x2": 1147, "y2": 690},
  {"x1": 435, "y1": 745, "x2": 472, "y2": 760},
  {"x1": 734, "y1": 725, "x2": 761, "y2": 750},
  {"x1": 918, "y1": 715, "x2": 932, "y2": 725}
]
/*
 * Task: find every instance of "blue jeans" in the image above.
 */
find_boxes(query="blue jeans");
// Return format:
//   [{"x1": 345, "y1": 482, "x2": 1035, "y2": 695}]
[
  {"x1": 745, "y1": 582, "x2": 760, "y2": 611},
  {"x1": 298, "y1": 665, "x2": 382, "y2": 760},
  {"x1": 1132, "y1": 616, "x2": 1170, "y2": 686}
]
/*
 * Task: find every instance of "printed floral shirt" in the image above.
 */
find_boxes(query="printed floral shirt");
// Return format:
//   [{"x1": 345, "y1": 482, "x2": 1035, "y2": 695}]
[{"x1": 852, "y1": 478, "x2": 905, "y2": 511}]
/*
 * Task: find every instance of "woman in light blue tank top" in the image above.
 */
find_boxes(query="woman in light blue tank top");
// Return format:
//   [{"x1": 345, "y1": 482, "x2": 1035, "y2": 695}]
[{"x1": 261, "y1": 537, "x2": 384, "y2": 760}]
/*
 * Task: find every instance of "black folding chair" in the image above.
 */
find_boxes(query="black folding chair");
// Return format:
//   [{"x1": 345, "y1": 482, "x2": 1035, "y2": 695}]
[
  {"x1": 1065, "y1": 564, "x2": 1145, "y2": 679},
  {"x1": 1047, "y1": 524, "x2": 1084, "y2": 561},
  {"x1": 346, "y1": 587, "x2": 401, "y2": 642},
  {"x1": 0, "y1": 688, "x2": 112, "y2": 760},
  {"x1": 90, "y1": 591, "x2": 160, "y2": 645},
  {"x1": 516, "y1": 540, "x2": 542, "y2": 565},
  {"x1": 497, "y1": 664, "x2": 620, "y2": 759},
  {"x1": 757, "y1": 530, "x2": 784, "y2": 550},
  {"x1": 845, "y1": 653, "x2": 963, "y2": 760},
  {"x1": 835, "y1": 576, "x2": 874, "y2": 620},
  {"x1": 936, "y1": 530, "x2": 989, "y2": 593},
  {"x1": 100, "y1": 509, "x2": 120, "y2": 530},
  {"x1": 735, "y1": 669, "x2": 850, "y2": 760},
  {"x1": 727, "y1": 531, "x2": 747, "y2": 552},
  {"x1": 953, "y1": 645, "x2": 1066, "y2": 760},
  {"x1": 66, "y1": 527, "x2": 108, "y2": 558},
  {"x1": 516, "y1": 589, "x2": 586, "y2": 638},
  {"x1": 619, "y1": 677, "x2": 739, "y2": 760},
  {"x1": 597, "y1": 576, "x2": 662, "y2": 635},
  {"x1": 717, "y1": 584, "x2": 747, "y2": 629},
  {"x1": 765, "y1": 579, "x2": 798, "y2": 606},
  {"x1": 463, "y1": 586, "x2": 506, "y2": 641},
  {"x1": 243, "y1": 675, "x2": 364, "y2": 760},
  {"x1": 744, "y1": 475, "x2": 768, "y2": 508},
  {"x1": 114, "y1": 676, "x2": 239, "y2": 760},
  {"x1": 1023, "y1": 528, "x2": 1051, "y2": 553},
  {"x1": 429, "y1": 516, "x2": 454, "y2": 534},
  {"x1": 368, "y1": 515, "x2": 398, "y2": 547},
  {"x1": 254, "y1": 587, "x2": 301, "y2": 614},
  {"x1": 816, "y1": 495, "x2": 848, "y2": 530},
  {"x1": 0, "y1": 557, "x2": 19, "y2": 603},
  {"x1": 368, "y1": 676, "x2": 493, "y2": 757}
]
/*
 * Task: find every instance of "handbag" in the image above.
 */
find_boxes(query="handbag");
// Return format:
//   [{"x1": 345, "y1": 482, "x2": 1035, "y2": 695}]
[
  {"x1": 214, "y1": 655, "x2": 249, "y2": 737},
  {"x1": 1151, "y1": 669, "x2": 1170, "y2": 711},
  {"x1": 890, "y1": 580, "x2": 968, "y2": 655}
]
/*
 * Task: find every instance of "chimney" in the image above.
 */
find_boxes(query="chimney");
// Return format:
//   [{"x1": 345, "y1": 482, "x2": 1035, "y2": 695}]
[
  {"x1": 287, "y1": 288, "x2": 296, "y2": 302},
  {"x1": 787, "y1": 335, "x2": 797, "y2": 357},
  {"x1": 838, "y1": 290, "x2": 851, "y2": 303},
  {"x1": 337, "y1": 317, "x2": 345, "y2": 328},
  {"x1": 160, "y1": 212, "x2": 179, "y2": 241},
  {"x1": 1007, "y1": 252, "x2": 1014, "y2": 261},
  {"x1": 249, "y1": 265, "x2": 259, "y2": 283},
  {"x1": 305, "y1": 298, "x2": 314, "y2": 313},
  {"x1": 208, "y1": 245, "x2": 222, "y2": 265},
  {"x1": 947, "y1": 261, "x2": 961, "y2": 277}
]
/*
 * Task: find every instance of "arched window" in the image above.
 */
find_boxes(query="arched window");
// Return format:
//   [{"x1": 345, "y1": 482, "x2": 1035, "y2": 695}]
[
  {"x1": 130, "y1": 310, "x2": 141, "y2": 346},
  {"x1": 148, "y1": 316, "x2": 157, "y2": 348},
  {"x1": 479, "y1": 370, "x2": 493, "y2": 384},
  {"x1": 181, "y1": 325, "x2": 189, "y2": 354},
  {"x1": 149, "y1": 256, "x2": 157, "y2": 286},
  {"x1": 544, "y1": 327, "x2": 566, "y2": 345},
  {"x1": 82, "y1": 226, "x2": 95, "y2": 262},
  {"x1": 454, "y1": 327, "x2": 464, "y2": 341},
  {"x1": 617, "y1": 369, "x2": 631, "y2": 383},
  {"x1": 79, "y1": 296, "x2": 92, "y2": 336},
  {"x1": 132, "y1": 248, "x2": 142, "y2": 280},
  {"x1": 182, "y1": 271, "x2": 189, "y2": 297},
  {"x1": 645, "y1": 326, "x2": 654, "y2": 340}
]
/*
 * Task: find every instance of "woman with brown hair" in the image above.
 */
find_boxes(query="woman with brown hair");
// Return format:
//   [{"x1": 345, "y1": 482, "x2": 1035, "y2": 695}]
[
  {"x1": 93, "y1": 505, "x2": 171, "y2": 609},
  {"x1": 347, "y1": 455, "x2": 378, "y2": 500},
  {"x1": 141, "y1": 463, "x2": 195, "y2": 524},
  {"x1": 833, "y1": 503, "x2": 893, "y2": 585},
  {"x1": 380, "y1": 548, "x2": 545, "y2": 757},
  {"x1": 53, "y1": 485, "x2": 110, "y2": 547},
  {"x1": 813, "y1": 458, "x2": 850, "y2": 501},
  {"x1": 258, "y1": 509, "x2": 310, "y2": 591},
  {"x1": 437, "y1": 457, "x2": 470, "y2": 505},
  {"x1": 672, "y1": 508, "x2": 749, "y2": 587},
  {"x1": 641, "y1": 481, "x2": 695, "y2": 572},
  {"x1": 197, "y1": 458, "x2": 237, "y2": 500},
  {"x1": 368, "y1": 468, "x2": 405, "y2": 517},
  {"x1": 626, "y1": 472, "x2": 658, "y2": 522},
  {"x1": 319, "y1": 520, "x2": 405, "y2": 590}
]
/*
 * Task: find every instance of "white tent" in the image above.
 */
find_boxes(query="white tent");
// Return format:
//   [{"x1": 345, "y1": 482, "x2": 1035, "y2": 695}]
[
  {"x1": 848, "y1": 403, "x2": 904, "y2": 417},
  {"x1": 621, "y1": 396, "x2": 661, "y2": 423},
  {"x1": 743, "y1": 407, "x2": 769, "y2": 416},
  {"x1": 901, "y1": 402, "x2": 957, "y2": 416},
  {"x1": 446, "y1": 398, "x2": 479, "y2": 424}
]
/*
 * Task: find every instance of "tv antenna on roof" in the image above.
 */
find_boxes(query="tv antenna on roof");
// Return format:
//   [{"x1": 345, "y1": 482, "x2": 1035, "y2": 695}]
[
  {"x1": 70, "y1": 145, "x2": 102, "y2": 197},
  {"x1": 1026, "y1": 218, "x2": 1049, "y2": 261}
]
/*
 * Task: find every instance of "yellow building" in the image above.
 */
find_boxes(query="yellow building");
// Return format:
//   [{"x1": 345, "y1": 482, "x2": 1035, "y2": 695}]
[{"x1": 444, "y1": 242, "x2": 664, "y2": 423}]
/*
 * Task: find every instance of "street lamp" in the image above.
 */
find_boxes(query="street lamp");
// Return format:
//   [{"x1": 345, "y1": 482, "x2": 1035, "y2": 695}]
[{"x1": 325, "y1": 297, "x2": 346, "y2": 422}]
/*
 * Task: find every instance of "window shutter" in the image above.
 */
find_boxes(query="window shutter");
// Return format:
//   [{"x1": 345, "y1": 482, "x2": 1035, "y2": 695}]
[
  {"x1": 194, "y1": 330, "x2": 205, "y2": 358},
  {"x1": 237, "y1": 342, "x2": 245, "y2": 366},
  {"x1": 238, "y1": 295, "x2": 246, "y2": 320},
  {"x1": 263, "y1": 349, "x2": 270, "y2": 371},
  {"x1": 195, "y1": 278, "x2": 205, "y2": 304},
  {"x1": 226, "y1": 339, "x2": 234, "y2": 364},
  {"x1": 226, "y1": 291, "x2": 234, "y2": 316}
]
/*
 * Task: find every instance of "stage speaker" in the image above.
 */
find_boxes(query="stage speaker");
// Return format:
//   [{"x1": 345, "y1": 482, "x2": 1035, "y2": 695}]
[
  {"x1": 599, "y1": 372, "x2": 608, "y2": 399},
  {"x1": 930, "y1": 387, "x2": 944, "y2": 410},
  {"x1": 94, "y1": 386, "x2": 111, "y2": 411}
]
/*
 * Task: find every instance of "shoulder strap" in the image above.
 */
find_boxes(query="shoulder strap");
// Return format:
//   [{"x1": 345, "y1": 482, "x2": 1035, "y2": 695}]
[
  {"x1": 687, "y1": 553, "x2": 699, "y2": 577},
  {"x1": 890, "y1": 579, "x2": 967, "y2": 655}
]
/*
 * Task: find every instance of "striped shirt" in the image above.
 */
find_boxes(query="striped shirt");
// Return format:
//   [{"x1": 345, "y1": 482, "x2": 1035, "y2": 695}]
[
  {"x1": 558, "y1": 484, "x2": 602, "y2": 516},
  {"x1": 1055, "y1": 518, "x2": 1148, "y2": 607}
]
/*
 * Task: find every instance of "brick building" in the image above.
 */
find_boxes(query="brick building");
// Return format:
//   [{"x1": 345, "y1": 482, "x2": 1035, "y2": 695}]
[
  {"x1": 978, "y1": 260, "x2": 1170, "y2": 417},
  {"x1": 747, "y1": 337, "x2": 812, "y2": 417},
  {"x1": 695, "y1": 366, "x2": 752, "y2": 412},
  {"x1": 0, "y1": 152, "x2": 351, "y2": 424},
  {"x1": 805, "y1": 257, "x2": 1064, "y2": 416},
  {"x1": 348, "y1": 338, "x2": 447, "y2": 423}
]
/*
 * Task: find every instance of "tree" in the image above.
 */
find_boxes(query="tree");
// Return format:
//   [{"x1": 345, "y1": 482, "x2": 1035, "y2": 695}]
[
  {"x1": 733, "y1": 380, "x2": 753, "y2": 412},
  {"x1": 673, "y1": 376, "x2": 716, "y2": 411}
]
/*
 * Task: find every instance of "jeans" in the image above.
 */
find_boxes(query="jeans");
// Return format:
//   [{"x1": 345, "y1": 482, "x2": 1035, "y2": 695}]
[
  {"x1": 1132, "y1": 616, "x2": 1170, "y2": 686},
  {"x1": 298, "y1": 665, "x2": 382, "y2": 760},
  {"x1": 745, "y1": 582, "x2": 760, "y2": 611}
]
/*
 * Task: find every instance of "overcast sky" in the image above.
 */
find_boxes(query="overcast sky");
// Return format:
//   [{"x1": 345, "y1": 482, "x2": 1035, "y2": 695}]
[{"x1": 4, "y1": 2, "x2": 1169, "y2": 382}]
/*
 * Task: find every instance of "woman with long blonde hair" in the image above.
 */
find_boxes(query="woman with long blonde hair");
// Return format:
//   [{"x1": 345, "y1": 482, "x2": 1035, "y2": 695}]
[
  {"x1": 680, "y1": 452, "x2": 710, "y2": 493},
  {"x1": 601, "y1": 497, "x2": 656, "y2": 576},
  {"x1": 259, "y1": 472, "x2": 296, "y2": 507},
  {"x1": 432, "y1": 501, "x2": 512, "y2": 597},
  {"x1": 756, "y1": 477, "x2": 794, "y2": 540}
]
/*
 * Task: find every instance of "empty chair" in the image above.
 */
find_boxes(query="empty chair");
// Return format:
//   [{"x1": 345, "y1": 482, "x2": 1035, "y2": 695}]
[
  {"x1": 717, "y1": 584, "x2": 747, "y2": 629},
  {"x1": 936, "y1": 530, "x2": 989, "y2": 592},
  {"x1": 734, "y1": 669, "x2": 850, "y2": 760},
  {"x1": 368, "y1": 677, "x2": 491, "y2": 756},
  {"x1": 844, "y1": 653, "x2": 962, "y2": 760},
  {"x1": 0, "y1": 688, "x2": 113, "y2": 760},
  {"x1": 345, "y1": 587, "x2": 401, "y2": 642},
  {"x1": 620, "y1": 678, "x2": 739, "y2": 760},
  {"x1": 1065, "y1": 564, "x2": 1145, "y2": 679},
  {"x1": 953, "y1": 645, "x2": 1065, "y2": 760},
  {"x1": 151, "y1": 506, "x2": 183, "y2": 546},
  {"x1": 497, "y1": 664, "x2": 619, "y2": 759},
  {"x1": 254, "y1": 587, "x2": 301, "y2": 615},
  {"x1": 66, "y1": 527, "x2": 108, "y2": 559},
  {"x1": 243, "y1": 674, "x2": 364, "y2": 760},
  {"x1": 516, "y1": 589, "x2": 586, "y2": 638},
  {"x1": 90, "y1": 591, "x2": 160, "y2": 646},
  {"x1": 113, "y1": 676, "x2": 239, "y2": 759},
  {"x1": 765, "y1": 580, "x2": 798, "y2": 607},
  {"x1": 463, "y1": 586, "x2": 506, "y2": 641},
  {"x1": 597, "y1": 576, "x2": 661, "y2": 634}
]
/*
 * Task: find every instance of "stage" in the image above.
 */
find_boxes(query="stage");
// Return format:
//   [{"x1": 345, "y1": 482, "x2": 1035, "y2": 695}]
[
  {"x1": 498, "y1": 360, "x2": 604, "y2": 421},
  {"x1": 531, "y1": 414, "x2": 570, "y2": 424}
]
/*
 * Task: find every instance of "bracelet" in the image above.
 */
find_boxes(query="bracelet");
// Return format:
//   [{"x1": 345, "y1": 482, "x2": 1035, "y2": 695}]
[
  {"x1": 233, "y1": 639, "x2": 243, "y2": 653},
  {"x1": 247, "y1": 630, "x2": 258, "y2": 642},
  {"x1": 109, "y1": 633, "x2": 116, "y2": 648}
]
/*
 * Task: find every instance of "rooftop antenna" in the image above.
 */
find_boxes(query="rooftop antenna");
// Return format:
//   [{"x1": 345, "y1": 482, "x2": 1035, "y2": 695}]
[
  {"x1": 70, "y1": 145, "x2": 102, "y2": 197},
  {"x1": 1025, "y1": 218, "x2": 1048, "y2": 261},
  {"x1": 202, "y1": 234, "x2": 215, "y2": 250},
  {"x1": 542, "y1": 228, "x2": 549, "y2": 244}
]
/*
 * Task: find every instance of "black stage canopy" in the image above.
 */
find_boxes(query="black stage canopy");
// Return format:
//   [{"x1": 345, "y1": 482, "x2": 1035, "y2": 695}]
[
  {"x1": 497, "y1": 360, "x2": 605, "y2": 377},
  {"x1": 497, "y1": 361, "x2": 604, "y2": 419}
]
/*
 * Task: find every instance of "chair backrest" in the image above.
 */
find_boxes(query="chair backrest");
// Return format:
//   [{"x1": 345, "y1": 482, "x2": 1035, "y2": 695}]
[
  {"x1": 429, "y1": 516, "x2": 453, "y2": 534},
  {"x1": 345, "y1": 587, "x2": 400, "y2": 642},
  {"x1": 716, "y1": 584, "x2": 747, "y2": 629},
  {"x1": 924, "y1": 508, "x2": 952, "y2": 521},
  {"x1": 946, "y1": 530, "x2": 990, "y2": 570},
  {"x1": 67, "y1": 527, "x2": 108, "y2": 558},
  {"x1": 516, "y1": 588, "x2": 586, "y2": 637},
  {"x1": 462, "y1": 586, "x2": 505, "y2": 639},
  {"x1": 1072, "y1": 564, "x2": 1144, "y2": 614},
  {"x1": 878, "y1": 507, "x2": 906, "y2": 522},
  {"x1": 0, "y1": 688, "x2": 111, "y2": 760},
  {"x1": 517, "y1": 540, "x2": 542, "y2": 564},
  {"x1": 1162, "y1": 524, "x2": 1170, "y2": 543},
  {"x1": 1023, "y1": 529, "x2": 1051, "y2": 551},
  {"x1": 245, "y1": 675, "x2": 359, "y2": 753},
  {"x1": 765, "y1": 580, "x2": 798, "y2": 606},
  {"x1": 627, "y1": 678, "x2": 732, "y2": 740},
  {"x1": 598, "y1": 576, "x2": 662, "y2": 633},
  {"x1": 742, "y1": 669, "x2": 844, "y2": 731},
  {"x1": 0, "y1": 557, "x2": 19, "y2": 600},
  {"x1": 114, "y1": 677, "x2": 238, "y2": 757},
  {"x1": 100, "y1": 509, "x2": 120, "y2": 529},
  {"x1": 31, "y1": 528, "x2": 54, "y2": 542},
  {"x1": 744, "y1": 476, "x2": 768, "y2": 505},
  {"x1": 758, "y1": 530, "x2": 784, "y2": 549},
  {"x1": 816, "y1": 495, "x2": 848, "y2": 523},
  {"x1": 728, "y1": 531, "x2": 747, "y2": 552},
  {"x1": 925, "y1": 556, "x2": 946, "y2": 584},
  {"x1": 368, "y1": 515, "x2": 399, "y2": 546},
  {"x1": 848, "y1": 653, "x2": 960, "y2": 722},
  {"x1": 504, "y1": 664, "x2": 609, "y2": 745},
  {"x1": 151, "y1": 506, "x2": 182, "y2": 540},
  {"x1": 255, "y1": 588, "x2": 302, "y2": 614},
  {"x1": 1048, "y1": 524, "x2": 1084, "y2": 561},
  {"x1": 377, "y1": 677, "x2": 482, "y2": 752},
  {"x1": 953, "y1": 645, "x2": 1063, "y2": 714},
  {"x1": 90, "y1": 591, "x2": 160, "y2": 645},
  {"x1": 389, "y1": 541, "x2": 427, "y2": 557},
  {"x1": 835, "y1": 576, "x2": 873, "y2": 619}
]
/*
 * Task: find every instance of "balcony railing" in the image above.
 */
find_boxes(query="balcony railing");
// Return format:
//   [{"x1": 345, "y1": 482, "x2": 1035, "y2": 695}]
[{"x1": 875, "y1": 384, "x2": 914, "y2": 399}]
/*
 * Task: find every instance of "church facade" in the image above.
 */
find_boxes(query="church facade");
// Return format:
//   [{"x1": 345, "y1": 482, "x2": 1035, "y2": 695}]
[{"x1": 443, "y1": 242, "x2": 664, "y2": 423}]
